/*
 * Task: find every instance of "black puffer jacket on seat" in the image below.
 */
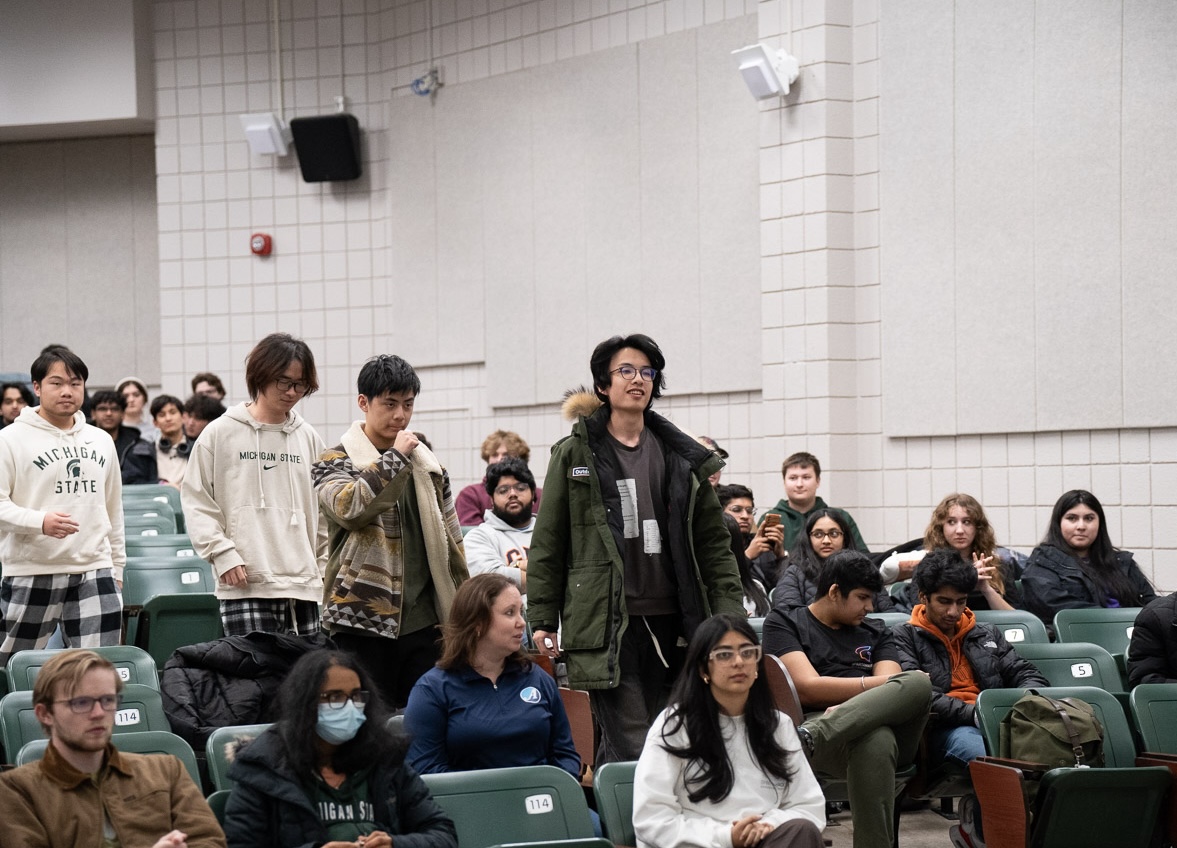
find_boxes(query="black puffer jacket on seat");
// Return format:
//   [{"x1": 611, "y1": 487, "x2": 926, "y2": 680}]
[{"x1": 161, "y1": 631, "x2": 335, "y2": 748}]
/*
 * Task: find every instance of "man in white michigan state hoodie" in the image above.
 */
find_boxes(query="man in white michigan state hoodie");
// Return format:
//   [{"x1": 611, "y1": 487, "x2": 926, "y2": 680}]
[
  {"x1": 182, "y1": 333, "x2": 328, "y2": 637},
  {"x1": 0, "y1": 347, "x2": 125, "y2": 667}
]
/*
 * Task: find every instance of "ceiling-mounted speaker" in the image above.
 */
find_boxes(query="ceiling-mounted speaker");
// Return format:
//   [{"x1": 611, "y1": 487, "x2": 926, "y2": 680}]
[{"x1": 289, "y1": 113, "x2": 362, "y2": 182}]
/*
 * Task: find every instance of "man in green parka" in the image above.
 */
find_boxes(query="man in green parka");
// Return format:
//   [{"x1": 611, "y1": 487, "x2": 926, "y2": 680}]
[{"x1": 528, "y1": 333, "x2": 744, "y2": 764}]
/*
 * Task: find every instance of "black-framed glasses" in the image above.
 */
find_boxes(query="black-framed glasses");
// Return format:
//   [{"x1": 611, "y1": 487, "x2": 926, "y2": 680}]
[
  {"x1": 56, "y1": 694, "x2": 122, "y2": 713},
  {"x1": 319, "y1": 690, "x2": 370, "y2": 709},
  {"x1": 708, "y1": 645, "x2": 762, "y2": 664},
  {"x1": 810, "y1": 529, "x2": 843, "y2": 541},
  {"x1": 494, "y1": 482, "x2": 531, "y2": 497},
  {"x1": 610, "y1": 365, "x2": 658, "y2": 383},
  {"x1": 274, "y1": 378, "x2": 311, "y2": 394}
]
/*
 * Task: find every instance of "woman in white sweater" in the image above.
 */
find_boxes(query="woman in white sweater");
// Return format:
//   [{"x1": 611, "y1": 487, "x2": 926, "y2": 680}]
[{"x1": 634, "y1": 614, "x2": 825, "y2": 848}]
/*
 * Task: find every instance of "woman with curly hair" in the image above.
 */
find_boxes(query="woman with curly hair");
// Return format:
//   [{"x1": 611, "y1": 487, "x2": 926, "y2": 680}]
[
  {"x1": 881, "y1": 493, "x2": 1022, "y2": 611},
  {"x1": 633, "y1": 613, "x2": 824, "y2": 848}
]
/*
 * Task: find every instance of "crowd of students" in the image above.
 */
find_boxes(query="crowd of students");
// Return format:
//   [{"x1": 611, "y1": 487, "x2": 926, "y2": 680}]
[{"x1": 0, "y1": 330, "x2": 1173, "y2": 848}]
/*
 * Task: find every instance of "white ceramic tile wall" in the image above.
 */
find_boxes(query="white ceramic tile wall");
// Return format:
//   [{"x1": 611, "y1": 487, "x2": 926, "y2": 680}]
[{"x1": 127, "y1": 0, "x2": 1176, "y2": 594}]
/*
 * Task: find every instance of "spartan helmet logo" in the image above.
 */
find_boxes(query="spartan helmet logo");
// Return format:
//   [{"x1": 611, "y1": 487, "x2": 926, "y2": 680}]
[{"x1": 66, "y1": 459, "x2": 82, "y2": 479}]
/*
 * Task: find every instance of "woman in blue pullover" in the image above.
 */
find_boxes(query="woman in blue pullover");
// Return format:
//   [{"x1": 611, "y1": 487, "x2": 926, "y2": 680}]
[{"x1": 404, "y1": 573, "x2": 580, "y2": 777}]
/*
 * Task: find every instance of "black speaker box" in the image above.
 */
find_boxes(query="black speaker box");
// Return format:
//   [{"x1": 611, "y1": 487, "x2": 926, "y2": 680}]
[{"x1": 289, "y1": 113, "x2": 362, "y2": 182}]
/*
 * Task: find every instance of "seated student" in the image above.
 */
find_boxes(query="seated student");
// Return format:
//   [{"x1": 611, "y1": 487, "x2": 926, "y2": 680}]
[
  {"x1": 1022, "y1": 489, "x2": 1156, "y2": 627},
  {"x1": 182, "y1": 393, "x2": 226, "y2": 442},
  {"x1": 90, "y1": 389, "x2": 158, "y2": 485},
  {"x1": 761, "y1": 452, "x2": 868, "y2": 551},
  {"x1": 404, "y1": 573, "x2": 580, "y2": 777},
  {"x1": 719, "y1": 483, "x2": 786, "y2": 588},
  {"x1": 462, "y1": 458, "x2": 537, "y2": 593},
  {"x1": 118, "y1": 377, "x2": 160, "y2": 445},
  {"x1": 152, "y1": 393, "x2": 192, "y2": 488},
  {"x1": 1127, "y1": 593, "x2": 1177, "y2": 687},
  {"x1": 773, "y1": 509, "x2": 896, "y2": 613},
  {"x1": 892, "y1": 550, "x2": 1048, "y2": 768},
  {"x1": 762, "y1": 550, "x2": 932, "y2": 848},
  {"x1": 0, "y1": 649, "x2": 225, "y2": 848},
  {"x1": 0, "y1": 380, "x2": 34, "y2": 429},
  {"x1": 881, "y1": 493, "x2": 1024, "y2": 610},
  {"x1": 455, "y1": 430, "x2": 542, "y2": 527},
  {"x1": 224, "y1": 649, "x2": 457, "y2": 848},
  {"x1": 633, "y1": 613, "x2": 824, "y2": 848},
  {"x1": 721, "y1": 514, "x2": 770, "y2": 617}
]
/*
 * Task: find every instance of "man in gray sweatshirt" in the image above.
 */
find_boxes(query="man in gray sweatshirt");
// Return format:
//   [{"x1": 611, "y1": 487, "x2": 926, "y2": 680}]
[{"x1": 462, "y1": 457, "x2": 536, "y2": 597}]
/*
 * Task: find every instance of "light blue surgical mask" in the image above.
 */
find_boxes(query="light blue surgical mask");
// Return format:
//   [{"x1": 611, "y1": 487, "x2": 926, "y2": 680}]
[{"x1": 316, "y1": 701, "x2": 367, "y2": 744}]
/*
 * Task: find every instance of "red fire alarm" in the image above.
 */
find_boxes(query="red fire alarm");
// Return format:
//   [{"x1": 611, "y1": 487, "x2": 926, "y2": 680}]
[{"x1": 250, "y1": 233, "x2": 273, "y2": 256}]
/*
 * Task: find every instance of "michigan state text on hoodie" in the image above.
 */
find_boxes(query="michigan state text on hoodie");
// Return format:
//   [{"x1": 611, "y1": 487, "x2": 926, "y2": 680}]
[
  {"x1": 0, "y1": 406, "x2": 126, "y2": 581},
  {"x1": 181, "y1": 402, "x2": 328, "y2": 602}
]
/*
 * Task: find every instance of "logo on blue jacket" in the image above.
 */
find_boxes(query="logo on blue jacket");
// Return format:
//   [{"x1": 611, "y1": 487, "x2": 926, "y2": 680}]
[{"x1": 520, "y1": 686, "x2": 542, "y2": 704}]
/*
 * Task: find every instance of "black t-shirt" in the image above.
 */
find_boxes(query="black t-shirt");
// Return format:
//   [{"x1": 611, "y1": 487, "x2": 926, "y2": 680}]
[{"x1": 762, "y1": 606, "x2": 898, "y2": 677}]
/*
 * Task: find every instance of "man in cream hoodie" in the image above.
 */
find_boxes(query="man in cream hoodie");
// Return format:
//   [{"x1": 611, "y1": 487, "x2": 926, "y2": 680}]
[
  {"x1": 182, "y1": 333, "x2": 328, "y2": 637},
  {"x1": 0, "y1": 346, "x2": 125, "y2": 667}
]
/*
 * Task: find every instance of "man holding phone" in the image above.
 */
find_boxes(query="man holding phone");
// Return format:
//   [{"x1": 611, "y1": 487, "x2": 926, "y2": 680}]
[{"x1": 718, "y1": 484, "x2": 787, "y2": 588}]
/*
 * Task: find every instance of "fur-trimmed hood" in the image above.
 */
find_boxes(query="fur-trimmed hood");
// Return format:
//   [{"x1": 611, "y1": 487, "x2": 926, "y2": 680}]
[{"x1": 561, "y1": 387, "x2": 601, "y2": 421}]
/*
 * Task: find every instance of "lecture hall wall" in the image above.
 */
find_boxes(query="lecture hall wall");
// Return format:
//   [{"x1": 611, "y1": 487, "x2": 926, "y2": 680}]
[{"x1": 1, "y1": 0, "x2": 1175, "y2": 590}]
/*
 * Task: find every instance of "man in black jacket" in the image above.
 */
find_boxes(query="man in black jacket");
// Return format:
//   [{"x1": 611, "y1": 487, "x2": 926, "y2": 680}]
[
  {"x1": 893, "y1": 550, "x2": 1048, "y2": 767},
  {"x1": 1127, "y1": 593, "x2": 1177, "y2": 687},
  {"x1": 90, "y1": 390, "x2": 157, "y2": 485}
]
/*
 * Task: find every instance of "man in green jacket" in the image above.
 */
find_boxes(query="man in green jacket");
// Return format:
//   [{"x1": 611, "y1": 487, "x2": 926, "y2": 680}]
[
  {"x1": 761, "y1": 451, "x2": 868, "y2": 551},
  {"x1": 528, "y1": 333, "x2": 744, "y2": 764}
]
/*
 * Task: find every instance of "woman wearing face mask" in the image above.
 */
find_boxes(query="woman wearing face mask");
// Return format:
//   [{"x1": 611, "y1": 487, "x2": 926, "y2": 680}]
[
  {"x1": 879, "y1": 493, "x2": 1023, "y2": 611},
  {"x1": 773, "y1": 509, "x2": 896, "y2": 612},
  {"x1": 1022, "y1": 489, "x2": 1156, "y2": 627},
  {"x1": 223, "y1": 650, "x2": 457, "y2": 848}
]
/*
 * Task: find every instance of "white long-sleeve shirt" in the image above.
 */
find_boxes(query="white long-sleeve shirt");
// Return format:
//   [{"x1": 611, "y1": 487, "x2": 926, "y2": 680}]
[{"x1": 634, "y1": 707, "x2": 825, "y2": 848}]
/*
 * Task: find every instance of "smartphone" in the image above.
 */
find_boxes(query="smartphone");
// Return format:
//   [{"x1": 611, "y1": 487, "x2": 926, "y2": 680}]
[{"x1": 763, "y1": 513, "x2": 781, "y2": 529}]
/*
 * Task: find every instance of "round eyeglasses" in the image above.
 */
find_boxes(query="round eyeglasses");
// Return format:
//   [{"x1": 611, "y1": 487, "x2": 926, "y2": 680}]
[
  {"x1": 810, "y1": 529, "x2": 843, "y2": 541},
  {"x1": 609, "y1": 365, "x2": 658, "y2": 383},
  {"x1": 494, "y1": 482, "x2": 531, "y2": 497}
]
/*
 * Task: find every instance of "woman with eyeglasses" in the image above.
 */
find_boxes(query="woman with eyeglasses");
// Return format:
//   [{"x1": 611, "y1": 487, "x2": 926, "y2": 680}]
[
  {"x1": 1022, "y1": 489, "x2": 1156, "y2": 627},
  {"x1": 404, "y1": 573, "x2": 581, "y2": 777},
  {"x1": 633, "y1": 613, "x2": 824, "y2": 848},
  {"x1": 773, "y1": 509, "x2": 896, "y2": 612},
  {"x1": 223, "y1": 649, "x2": 457, "y2": 848}
]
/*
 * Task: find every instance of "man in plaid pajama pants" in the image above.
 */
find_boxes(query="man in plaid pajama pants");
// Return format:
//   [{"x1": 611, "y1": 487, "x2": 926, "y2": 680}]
[{"x1": 0, "y1": 347, "x2": 125, "y2": 668}]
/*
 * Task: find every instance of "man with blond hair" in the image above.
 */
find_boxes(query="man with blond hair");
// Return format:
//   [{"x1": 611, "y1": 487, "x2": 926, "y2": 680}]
[{"x1": 0, "y1": 649, "x2": 225, "y2": 847}]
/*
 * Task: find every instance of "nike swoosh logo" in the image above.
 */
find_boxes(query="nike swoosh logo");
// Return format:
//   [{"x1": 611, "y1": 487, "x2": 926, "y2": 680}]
[{"x1": 263, "y1": 464, "x2": 277, "y2": 470}]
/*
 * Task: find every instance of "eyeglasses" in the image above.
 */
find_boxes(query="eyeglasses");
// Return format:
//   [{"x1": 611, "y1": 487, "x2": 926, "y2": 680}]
[
  {"x1": 810, "y1": 529, "x2": 843, "y2": 541},
  {"x1": 725, "y1": 506, "x2": 755, "y2": 515},
  {"x1": 494, "y1": 483, "x2": 531, "y2": 497},
  {"x1": 274, "y1": 378, "x2": 311, "y2": 394},
  {"x1": 55, "y1": 694, "x2": 121, "y2": 713},
  {"x1": 708, "y1": 645, "x2": 762, "y2": 664},
  {"x1": 610, "y1": 365, "x2": 658, "y2": 383},
  {"x1": 319, "y1": 690, "x2": 370, "y2": 710}
]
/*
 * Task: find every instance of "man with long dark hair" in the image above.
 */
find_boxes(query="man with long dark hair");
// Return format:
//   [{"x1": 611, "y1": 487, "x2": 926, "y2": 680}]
[{"x1": 528, "y1": 333, "x2": 744, "y2": 764}]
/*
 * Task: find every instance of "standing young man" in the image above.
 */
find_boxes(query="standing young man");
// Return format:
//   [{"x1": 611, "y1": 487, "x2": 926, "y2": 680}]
[
  {"x1": 528, "y1": 333, "x2": 744, "y2": 764},
  {"x1": 183, "y1": 333, "x2": 327, "y2": 637},
  {"x1": 313, "y1": 355, "x2": 468, "y2": 708},
  {"x1": 463, "y1": 457, "x2": 538, "y2": 592},
  {"x1": 0, "y1": 650, "x2": 225, "y2": 846},
  {"x1": 0, "y1": 347, "x2": 125, "y2": 668}
]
